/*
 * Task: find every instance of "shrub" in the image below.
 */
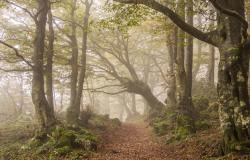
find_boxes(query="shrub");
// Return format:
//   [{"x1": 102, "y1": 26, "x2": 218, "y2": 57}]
[
  {"x1": 153, "y1": 120, "x2": 169, "y2": 136},
  {"x1": 22, "y1": 125, "x2": 98, "y2": 158}
]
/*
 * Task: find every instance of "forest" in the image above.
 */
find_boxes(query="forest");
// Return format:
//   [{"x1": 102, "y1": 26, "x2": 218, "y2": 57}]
[{"x1": 0, "y1": 0, "x2": 250, "y2": 159}]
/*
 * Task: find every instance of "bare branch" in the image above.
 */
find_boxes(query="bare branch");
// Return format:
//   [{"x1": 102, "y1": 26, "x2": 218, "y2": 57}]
[
  {"x1": 0, "y1": 40, "x2": 33, "y2": 68},
  {"x1": 4, "y1": 0, "x2": 36, "y2": 21},
  {"x1": 90, "y1": 89, "x2": 127, "y2": 95},
  {"x1": 0, "y1": 67, "x2": 31, "y2": 72}
]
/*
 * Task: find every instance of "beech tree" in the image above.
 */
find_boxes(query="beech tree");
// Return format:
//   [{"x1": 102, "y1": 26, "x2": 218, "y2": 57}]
[
  {"x1": 66, "y1": 0, "x2": 93, "y2": 125},
  {"x1": 90, "y1": 30, "x2": 166, "y2": 115}
]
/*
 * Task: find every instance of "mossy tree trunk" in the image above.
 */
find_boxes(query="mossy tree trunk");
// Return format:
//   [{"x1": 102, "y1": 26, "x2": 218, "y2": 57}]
[
  {"x1": 74, "y1": 0, "x2": 92, "y2": 122},
  {"x1": 166, "y1": 27, "x2": 177, "y2": 110},
  {"x1": 216, "y1": 0, "x2": 250, "y2": 154},
  {"x1": 45, "y1": 4, "x2": 55, "y2": 113},
  {"x1": 175, "y1": 0, "x2": 196, "y2": 134},
  {"x1": 67, "y1": 0, "x2": 92, "y2": 126},
  {"x1": 32, "y1": 0, "x2": 56, "y2": 131},
  {"x1": 185, "y1": 0, "x2": 196, "y2": 131}
]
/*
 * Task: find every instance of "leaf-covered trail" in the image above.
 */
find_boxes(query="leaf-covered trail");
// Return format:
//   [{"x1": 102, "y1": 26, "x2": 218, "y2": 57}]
[{"x1": 90, "y1": 123, "x2": 174, "y2": 160}]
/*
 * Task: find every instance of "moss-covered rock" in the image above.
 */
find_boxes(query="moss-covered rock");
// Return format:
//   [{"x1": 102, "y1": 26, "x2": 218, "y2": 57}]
[
  {"x1": 89, "y1": 114, "x2": 121, "y2": 130},
  {"x1": 111, "y1": 118, "x2": 122, "y2": 127}
]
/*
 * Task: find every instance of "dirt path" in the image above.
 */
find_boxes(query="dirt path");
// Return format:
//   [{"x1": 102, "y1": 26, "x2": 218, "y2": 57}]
[{"x1": 90, "y1": 123, "x2": 174, "y2": 160}]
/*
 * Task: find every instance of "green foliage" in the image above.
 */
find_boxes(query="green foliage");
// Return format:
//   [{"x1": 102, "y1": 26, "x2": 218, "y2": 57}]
[
  {"x1": 0, "y1": 2, "x2": 6, "y2": 8},
  {"x1": 175, "y1": 126, "x2": 190, "y2": 140},
  {"x1": 97, "y1": 3, "x2": 154, "y2": 32},
  {"x1": 0, "y1": 142, "x2": 22, "y2": 159},
  {"x1": 193, "y1": 81, "x2": 217, "y2": 100},
  {"x1": 196, "y1": 121, "x2": 211, "y2": 130},
  {"x1": 153, "y1": 119, "x2": 169, "y2": 136},
  {"x1": 151, "y1": 94, "x2": 219, "y2": 143},
  {"x1": 19, "y1": 126, "x2": 98, "y2": 158},
  {"x1": 193, "y1": 96, "x2": 219, "y2": 131}
]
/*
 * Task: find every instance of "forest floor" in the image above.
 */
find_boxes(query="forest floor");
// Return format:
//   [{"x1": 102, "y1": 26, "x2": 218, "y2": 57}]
[
  {"x1": 1, "y1": 120, "x2": 250, "y2": 160},
  {"x1": 90, "y1": 123, "x2": 221, "y2": 160}
]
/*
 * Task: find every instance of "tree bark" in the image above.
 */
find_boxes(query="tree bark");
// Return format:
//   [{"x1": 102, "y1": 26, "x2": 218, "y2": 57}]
[
  {"x1": 67, "y1": 0, "x2": 80, "y2": 125},
  {"x1": 143, "y1": 55, "x2": 151, "y2": 114},
  {"x1": 208, "y1": 45, "x2": 215, "y2": 86},
  {"x1": 74, "y1": 0, "x2": 92, "y2": 116},
  {"x1": 166, "y1": 28, "x2": 177, "y2": 109},
  {"x1": 32, "y1": 0, "x2": 56, "y2": 131},
  {"x1": 193, "y1": 15, "x2": 202, "y2": 80},
  {"x1": 207, "y1": 11, "x2": 216, "y2": 87},
  {"x1": 67, "y1": 0, "x2": 92, "y2": 125},
  {"x1": 175, "y1": 0, "x2": 195, "y2": 133},
  {"x1": 185, "y1": 0, "x2": 194, "y2": 122},
  {"x1": 216, "y1": 0, "x2": 250, "y2": 154},
  {"x1": 45, "y1": 4, "x2": 55, "y2": 114},
  {"x1": 19, "y1": 76, "x2": 24, "y2": 114},
  {"x1": 124, "y1": 80, "x2": 165, "y2": 112}
]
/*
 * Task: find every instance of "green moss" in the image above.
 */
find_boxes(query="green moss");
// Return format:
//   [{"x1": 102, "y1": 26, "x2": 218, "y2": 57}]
[
  {"x1": 54, "y1": 146, "x2": 72, "y2": 155},
  {"x1": 89, "y1": 114, "x2": 121, "y2": 130},
  {"x1": 27, "y1": 138, "x2": 43, "y2": 148},
  {"x1": 153, "y1": 120, "x2": 169, "y2": 136},
  {"x1": 196, "y1": 121, "x2": 211, "y2": 130},
  {"x1": 175, "y1": 126, "x2": 190, "y2": 140},
  {"x1": 18, "y1": 125, "x2": 98, "y2": 158}
]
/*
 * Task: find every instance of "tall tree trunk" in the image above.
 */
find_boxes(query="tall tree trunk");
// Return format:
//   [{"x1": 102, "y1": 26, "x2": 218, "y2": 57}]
[
  {"x1": 216, "y1": 0, "x2": 250, "y2": 154},
  {"x1": 119, "y1": 93, "x2": 132, "y2": 121},
  {"x1": 45, "y1": 4, "x2": 55, "y2": 114},
  {"x1": 67, "y1": 0, "x2": 80, "y2": 125},
  {"x1": 207, "y1": 11, "x2": 216, "y2": 87},
  {"x1": 74, "y1": 0, "x2": 92, "y2": 117},
  {"x1": 32, "y1": 0, "x2": 55, "y2": 131},
  {"x1": 60, "y1": 89, "x2": 64, "y2": 110},
  {"x1": 193, "y1": 15, "x2": 202, "y2": 80},
  {"x1": 246, "y1": 1, "x2": 250, "y2": 90},
  {"x1": 131, "y1": 94, "x2": 138, "y2": 115},
  {"x1": 185, "y1": 0, "x2": 194, "y2": 121},
  {"x1": 143, "y1": 55, "x2": 151, "y2": 114},
  {"x1": 104, "y1": 96, "x2": 110, "y2": 115},
  {"x1": 175, "y1": 0, "x2": 195, "y2": 133},
  {"x1": 166, "y1": 28, "x2": 177, "y2": 109},
  {"x1": 18, "y1": 75, "x2": 24, "y2": 114},
  {"x1": 208, "y1": 45, "x2": 215, "y2": 86}
]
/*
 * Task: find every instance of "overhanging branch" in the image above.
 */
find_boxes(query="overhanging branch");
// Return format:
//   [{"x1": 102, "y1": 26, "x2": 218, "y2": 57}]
[
  {"x1": 209, "y1": 0, "x2": 248, "y2": 31},
  {"x1": 113, "y1": 0, "x2": 218, "y2": 46}
]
